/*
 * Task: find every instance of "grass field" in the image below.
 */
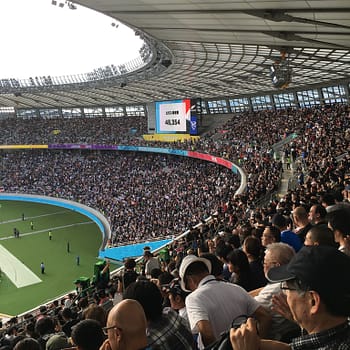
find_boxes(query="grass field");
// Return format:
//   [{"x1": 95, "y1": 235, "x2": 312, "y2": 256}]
[{"x1": 0, "y1": 200, "x2": 113, "y2": 316}]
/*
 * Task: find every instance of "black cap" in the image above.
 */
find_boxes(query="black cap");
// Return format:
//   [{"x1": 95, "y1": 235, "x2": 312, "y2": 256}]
[{"x1": 267, "y1": 246, "x2": 350, "y2": 299}]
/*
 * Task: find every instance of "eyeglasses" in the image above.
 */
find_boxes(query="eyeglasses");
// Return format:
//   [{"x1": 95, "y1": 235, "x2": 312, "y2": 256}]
[{"x1": 102, "y1": 325, "x2": 123, "y2": 335}]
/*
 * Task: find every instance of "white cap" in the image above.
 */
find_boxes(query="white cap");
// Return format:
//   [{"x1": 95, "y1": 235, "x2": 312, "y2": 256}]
[{"x1": 179, "y1": 255, "x2": 212, "y2": 292}]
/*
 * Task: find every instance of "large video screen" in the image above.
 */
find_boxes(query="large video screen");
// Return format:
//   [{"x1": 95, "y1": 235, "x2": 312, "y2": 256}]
[
  {"x1": 154, "y1": 98, "x2": 200, "y2": 135},
  {"x1": 155, "y1": 99, "x2": 191, "y2": 134}
]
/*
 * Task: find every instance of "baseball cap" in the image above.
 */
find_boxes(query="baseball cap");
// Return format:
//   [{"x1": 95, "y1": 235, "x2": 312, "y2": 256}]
[
  {"x1": 46, "y1": 334, "x2": 69, "y2": 350},
  {"x1": 267, "y1": 246, "x2": 350, "y2": 299},
  {"x1": 179, "y1": 255, "x2": 211, "y2": 292}
]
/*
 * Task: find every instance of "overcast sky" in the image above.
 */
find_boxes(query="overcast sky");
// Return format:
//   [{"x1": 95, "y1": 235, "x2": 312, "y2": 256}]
[{"x1": 0, "y1": 0, "x2": 143, "y2": 79}]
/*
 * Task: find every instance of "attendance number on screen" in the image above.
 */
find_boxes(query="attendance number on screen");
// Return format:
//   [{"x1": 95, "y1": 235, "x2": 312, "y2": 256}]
[{"x1": 165, "y1": 119, "x2": 181, "y2": 125}]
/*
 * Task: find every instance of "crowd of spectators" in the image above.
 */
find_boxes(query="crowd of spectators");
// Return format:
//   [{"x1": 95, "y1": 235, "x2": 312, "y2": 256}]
[
  {"x1": 0, "y1": 116, "x2": 147, "y2": 145},
  {"x1": 0, "y1": 151, "x2": 238, "y2": 244},
  {"x1": 0, "y1": 103, "x2": 350, "y2": 349}
]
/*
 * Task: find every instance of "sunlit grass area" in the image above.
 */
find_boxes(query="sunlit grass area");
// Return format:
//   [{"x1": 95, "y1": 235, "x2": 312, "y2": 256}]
[{"x1": 0, "y1": 200, "x2": 107, "y2": 316}]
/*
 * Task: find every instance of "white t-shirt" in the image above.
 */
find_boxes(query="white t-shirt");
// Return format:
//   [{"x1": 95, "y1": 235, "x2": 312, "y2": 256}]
[
  {"x1": 186, "y1": 275, "x2": 260, "y2": 349},
  {"x1": 255, "y1": 282, "x2": 298, "y2": 340}
]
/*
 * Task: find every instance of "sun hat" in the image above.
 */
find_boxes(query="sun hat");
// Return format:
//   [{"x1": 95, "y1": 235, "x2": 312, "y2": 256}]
[{"x1": 179, "y1": 255, "x2": 212, "y2": 292}]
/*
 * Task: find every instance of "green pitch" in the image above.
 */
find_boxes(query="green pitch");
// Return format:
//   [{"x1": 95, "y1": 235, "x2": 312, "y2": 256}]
[{"x1": 0, "y1": 200, "x2": 110, "y2": 316}]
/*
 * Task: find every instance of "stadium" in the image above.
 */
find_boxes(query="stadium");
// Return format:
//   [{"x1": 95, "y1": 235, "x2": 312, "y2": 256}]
[{"x1": 0, "y1": 0, "x2": 350, "y2": 349}]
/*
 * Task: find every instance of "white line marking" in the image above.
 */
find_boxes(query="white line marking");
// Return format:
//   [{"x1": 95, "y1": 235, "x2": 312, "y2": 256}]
[
  {"x1": 0, "y1": 221, "x2": 94, "y2": 241},
  {"x1": 0, "y1": 210, "x2": 68, "y2": 225},
  {"x1": 0, "y1": 244, "x2": 42, "y2": 288}
]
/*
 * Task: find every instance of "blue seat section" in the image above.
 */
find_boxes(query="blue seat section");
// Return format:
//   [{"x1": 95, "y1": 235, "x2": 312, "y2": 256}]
[{"x1": 98, "y1": 239, "x2": 172, "y2": 261}]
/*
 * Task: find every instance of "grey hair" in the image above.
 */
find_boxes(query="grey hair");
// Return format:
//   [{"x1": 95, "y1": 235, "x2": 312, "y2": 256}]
[{"x1": 265, "y1": 242, "x2": 295, "y2": 265}]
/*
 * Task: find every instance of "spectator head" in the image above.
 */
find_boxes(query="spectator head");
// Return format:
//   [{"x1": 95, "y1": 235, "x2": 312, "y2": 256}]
[
  {"x1": 166, "y1": 278, "x2": 189, "y2": 311},
  {"x1": 308, "y1": 204, "x2": 327, "y2": 225},
  {"x1": 263, "y1": 242, "x2": 295, "y2": 276},
  {"x1": 143, "y1": 251, "x2": 153, "y2": 260},
  {"x1": 320, "y1": 193, "x2": 336, "y2": 208},
  {"x1": 226, "y1": 249, "x2": 250, "y2": 275},
  {"x1": 123, "y1": 281, "x2": 163, "y2": 322},
  {"x1": 304, "y1": 224, "x2": 336, "y2": 247},
  {"x1": 78, "y1": 297, "x2": 89, "y2": 310},
  {"x1": 242, "y1": 235, "x2": 262, "y2": 260},
  {"x1": 82, "y1": 304, "x2": 107, "y2": 327},
  {"x1": 200, "y1": 253, "x2": 224, "y2": 279},
  {"x1": 327, "y1": 208, "x2": 350, "y2": 243},
  {"x1": 158, "y1": 271, "x2": 174, "y2": 291},
  {"x1": 45, "y1": 334, "x2": 69, "y2": 350},
  {"x1": 215, "y1": 243, "x2": 233, "y2": 261},
  {"x1": 150, "y1": 268, "x2": 162, "y2": 279},
  {"x1": 292, "y1": 206, "x2": 309, "y2": 226},
  {"x1": 226, "y1": 234, "x2": 241, "y2": 249},
  {"x1": 71, "y1": 319, "x2": 104, "y2": 350},
  {"x1": 39, "y1": 305, "x2": 48, "y2": 316},
  {"x1": 14, "y1": 338, "x2": 40, "y2": 350},
  {"x1": 34, "y1": 317, "x2": 55, "y2": 336},
  {"x1": 271, "y1": 214, "x2": 287, "y2": 230},
  {"x1": 124, "y1": 258, "x2": 136, "y2": 270},
  {"x1": 61, "y1": 307, "x2": 73, "y2": 321},
  {"x1": 267, "y1": 246, "x2": 350, "y2": 323},
  {"x1": 178, "y1": 255, "x2": 211, "y2": 292},
  {"x1": 261, "y1": 225, "x2": 281, "y2": 247},
  {"x1": 103, "y1": 299, "x2": 147, "y2": 350}
]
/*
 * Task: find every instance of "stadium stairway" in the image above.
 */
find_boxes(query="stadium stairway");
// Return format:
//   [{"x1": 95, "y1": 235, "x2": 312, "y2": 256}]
[{"x1": 276, "y1": 157, "x2": 296, "y2": 199}]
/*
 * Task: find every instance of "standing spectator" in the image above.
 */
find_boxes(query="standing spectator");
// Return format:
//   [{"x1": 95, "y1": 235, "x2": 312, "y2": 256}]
[
  {"x1": 117, "y1": 258, "x2": 139, "y2": 294},
  {"x1": 242, "y1": 236, "x2": 267, "y2": 289},
  {"x1": 143, "y1": 251, "x2": 160, "y2": 278},
  {"x1": 179, "y1": 255, "x2": 271, "y2": 349},
  {"x1": 292, "y1": 206, "x2": 312, "y2": 243}
]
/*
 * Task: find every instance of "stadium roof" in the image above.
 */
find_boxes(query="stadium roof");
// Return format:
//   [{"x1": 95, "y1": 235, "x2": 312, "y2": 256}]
[{"x1": 1, "y1": 0, "x2": 350, "y2": 109}]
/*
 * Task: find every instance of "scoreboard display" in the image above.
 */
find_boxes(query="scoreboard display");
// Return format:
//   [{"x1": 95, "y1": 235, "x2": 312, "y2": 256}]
[{"x1": 155, "y1": 99, "x2": 199, "y2": 135}]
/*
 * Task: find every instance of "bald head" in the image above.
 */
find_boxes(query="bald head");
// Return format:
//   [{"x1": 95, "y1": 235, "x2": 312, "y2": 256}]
[{"x1": 106, "y1": 299, "x2": 147, "y2": 350}]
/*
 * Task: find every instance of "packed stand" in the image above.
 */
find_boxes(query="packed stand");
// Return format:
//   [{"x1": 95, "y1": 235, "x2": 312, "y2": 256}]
[
  {"x1": 0, "y1": 151, "x2": 239, "y2": 244},
  {"x1": 0, "y1": 103, "x2": 350, "y2": 349}
]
